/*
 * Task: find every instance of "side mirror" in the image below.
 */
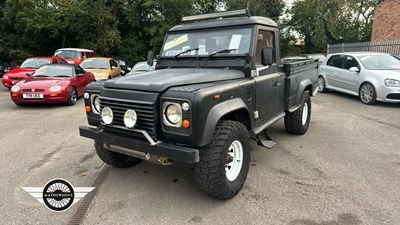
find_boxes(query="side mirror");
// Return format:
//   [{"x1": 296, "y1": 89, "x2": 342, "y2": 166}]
[
  {"x1": 127, "y1": 67, "x2": 132, "y2": 71},
  {"x1": 349, "y1": 67, "x2": 360, "y2": 73},
  {"x1": 111, "y1": 66, "x2": 116, "y2": 70},
  {"x1": 77, "y1": 73, "x2": 84, "y2": 77},
  {"x1": 261, "y1": 47, "x2": 274, "y2": 66},
  {"x1": 147, "y1": 51, "x2": 154, "y2": 66}
]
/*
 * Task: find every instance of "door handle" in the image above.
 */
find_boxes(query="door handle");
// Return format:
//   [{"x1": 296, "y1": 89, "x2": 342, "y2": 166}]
[{"x1": 273, "y1": 81, "x2": 281, "y2": 87}]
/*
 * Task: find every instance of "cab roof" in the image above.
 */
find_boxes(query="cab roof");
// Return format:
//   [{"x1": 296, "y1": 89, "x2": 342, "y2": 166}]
[
  {"x1": 169, "y1": 16, "x2": 278, "y2": 32},
  {"x1": 55, "y1": 48, "x2": 94, "y2": 52}
]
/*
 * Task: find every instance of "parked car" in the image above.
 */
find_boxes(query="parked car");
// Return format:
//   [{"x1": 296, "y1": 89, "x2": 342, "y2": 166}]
[
  {"x1": 318, "y1": 52, "x2": 400, "y2": 104},
  {"x1": 116, "y1": 59, "x2": 131, "y2": 75},
  {"x1": 0, "y1": 65, "x2": 5, "y2": 78},
  {"x1": 10, "y1": 64, "x2": 95, "y2": 106},
  {"x1": 80, "y1": 57, "x2": 121, "y2": 80},
  {"x1": 80, "y1": 9, "x2": 319, "y2": 200},
  {"x1": 2, "y1": 56, "x2": 68, "y2": 89},
  {"x1": 125, "y1": 60, "x2": 156, "y2": 76},
  {"x1": 54, "y1": 48, "x2": 96, "y2": 65}
]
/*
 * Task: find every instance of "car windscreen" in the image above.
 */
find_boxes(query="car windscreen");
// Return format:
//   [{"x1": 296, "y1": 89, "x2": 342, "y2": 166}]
[
  {"x1": 132, "y1": 62, "x2": 155, "y2": 72},
  {"x1": 20, "y1": 59, "x2": 50, "y2": 69},
  {"x1": 33, "y1": 66, "x2": 73, "y2": 78},
  {"x1": 80, "y1": 60, "x2": 110, "y2": 70},
  {"x1": 54, "y1": 50, "x2": 80, "y2": 59},
  {"x1": 160, "y1": 27, "x2": 252, "y2": 57},
  {"x1": 357, "y1": 55, "x2": 400, "y2": 70}
]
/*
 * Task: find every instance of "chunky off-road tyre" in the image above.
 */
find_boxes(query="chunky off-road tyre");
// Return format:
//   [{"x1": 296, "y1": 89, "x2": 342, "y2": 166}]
[
  {"x1": 66, "y1": 87, "x2": 77, "y2": 106},
  {"x1": 94, "y1": 140, "x2": 142, "y2": 168},
  {"x1": 359, "y1": 82, "x2": 377, "y2": 105},
  {"x1": 284, "y1": 92, "x2": 311, "y2": 135},
  {"x1": 317, "y1": 76, "x2": 328, "y2": 93},
  {"x1": 194, "y1": 120, "x2": 250, "y2": 200}
]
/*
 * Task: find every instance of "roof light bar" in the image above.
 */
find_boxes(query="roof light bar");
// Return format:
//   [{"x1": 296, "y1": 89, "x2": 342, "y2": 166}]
[{"x1": 182, "y1": 9, "x2": 250, "y2": 22}]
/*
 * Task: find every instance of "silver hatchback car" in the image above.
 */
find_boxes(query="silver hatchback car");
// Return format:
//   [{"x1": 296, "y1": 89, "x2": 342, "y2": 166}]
[{"x1": 318, "y1": 52, "x2": 400, "y2": 104}]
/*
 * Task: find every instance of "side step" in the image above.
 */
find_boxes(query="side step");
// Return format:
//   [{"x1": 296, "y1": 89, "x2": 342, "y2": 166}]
[{"x1": 257, "y1": 132, "x2": 276, "y2": 149}]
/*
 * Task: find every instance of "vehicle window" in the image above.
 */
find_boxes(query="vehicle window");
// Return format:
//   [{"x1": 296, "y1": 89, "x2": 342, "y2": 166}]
[
  {"x1": 161, "y1": 27, "x2": 252, "y2": 57},
  {"x1": 343, "y1": 56, "x2": 359, "y2": 70},
  {"x1": 20, "y1": 59, "x2": 50, "y2": 69},
  {"x1": 326, "y1": 55, "x2": 343, "y2": 68},
  {"x1": 80, "y1": 60, "x2": 110, "y2": 70},
  {"x1": 111, "y1": 60, "x2": 118, "y2": 68},
  {"x1": 75, "y1": 66, "x2": 85, "y2": 75},
  {"x1": 357, "y1": 54, "x2": 400, "y2": 70},
  {"x1": 55, "y1": 50, "x2": 80, "y2": 59},
  {"x1": 33, "y1": 66, "x2": 73, "y2": 77},
  {"x1": 133, "y1": 62, "x2": 151, "y2": 71},
  {"x1": 255, "y1": 29, "x2": 274, "y2": 65},
  {"x1": 57, "y1": 59, "x2": 65, "y2": 64}
]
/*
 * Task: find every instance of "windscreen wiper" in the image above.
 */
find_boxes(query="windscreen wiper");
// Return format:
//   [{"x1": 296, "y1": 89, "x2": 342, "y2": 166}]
[
  {"x1": 174, "y1": 47, "x2": 199, "y2": 59},
  {"x1": 208, "y1": 48, "x2": 237, "y2": 58}
]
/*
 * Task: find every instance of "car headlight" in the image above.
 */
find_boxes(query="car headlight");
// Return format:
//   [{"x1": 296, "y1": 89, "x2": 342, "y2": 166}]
[
  {"x1": 101, "y1": 107, "x2": 113, "y2": 124},
  {"x1": 92, "y1": 95, "x2": 101, "y2": 113},
  {"x1": 163, "y1": 102, "x2": 182, "y2": 127},
  {"x1": 3, "y1": 75, "x2": 8, "y2": 79},
  {"x1": 50, "y1": 85, "x2": 62, "y2": 92},
  {"x1": 123, "y1": 109, "x2": 137, "y2": 128},
  {"x1": 11, "y1": 85, "x2": 20, "y2": 92},
  {"x1": 385, "y1": 79, "x2": 400, "y2": 87}
]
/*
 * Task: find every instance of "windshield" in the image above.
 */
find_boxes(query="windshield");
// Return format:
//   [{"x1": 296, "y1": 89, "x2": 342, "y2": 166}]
[
  {"x1": 132, "y1": 62, "x2": 155, "y2": 72},
  {"x1": 357, "y1": 55, "x2": 400, "y2": 70},
  {"x1": 33, "y1": 66, "x2": 73, "y2": 78},
  {"x1": 80, "y1": 60, "x2": 110, "y2": 70},
  {"x1": 20, "y1": 59, "x2": 50, "y2": 69},
  {"x1": 55, "y1": 50, "x2": 80, "y2": 59},
  {"x1": 161, "y1": 27, "x2": 252, "y2": 57}
]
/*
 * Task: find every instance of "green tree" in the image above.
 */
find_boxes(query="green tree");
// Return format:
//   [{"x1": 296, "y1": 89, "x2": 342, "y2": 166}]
[{"x1": 288, "y1": 0, "x2": 384, "y2": 53}]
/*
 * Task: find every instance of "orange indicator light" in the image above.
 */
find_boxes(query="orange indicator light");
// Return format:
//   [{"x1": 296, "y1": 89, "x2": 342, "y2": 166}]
[
  {"x1": 85, "y1": 106, "x2": 91, "y2": 112},
  {"x1": 213, "y1": 95, "x2": 221, "y2": 100},
  {"x1": 182, "y1": 119, "x2": 190, "y2": 128}
]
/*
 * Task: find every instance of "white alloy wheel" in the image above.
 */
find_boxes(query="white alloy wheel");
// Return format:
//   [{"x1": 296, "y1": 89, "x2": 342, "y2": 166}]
[
  {"x1": 225, "y1": 140, "x2": 243, "y2": 181},
  {"x1": 302, "y1": 102, "x2": 309, "y2": 125}
]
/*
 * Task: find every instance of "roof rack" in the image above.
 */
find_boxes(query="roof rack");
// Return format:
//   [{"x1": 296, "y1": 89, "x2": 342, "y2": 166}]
[{"x1": 181, "y1": 9, "x2": 250, "y2": 22}]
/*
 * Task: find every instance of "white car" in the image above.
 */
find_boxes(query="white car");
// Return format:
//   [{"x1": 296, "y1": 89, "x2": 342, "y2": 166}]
[{"x1": 318, "y1": 52, "x2": 400, "y2": 104}]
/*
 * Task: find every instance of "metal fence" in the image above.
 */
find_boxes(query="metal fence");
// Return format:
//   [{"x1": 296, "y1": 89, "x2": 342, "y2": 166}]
[{"x1": 327, "y1": 40, "x2": 400, "y2": 55}]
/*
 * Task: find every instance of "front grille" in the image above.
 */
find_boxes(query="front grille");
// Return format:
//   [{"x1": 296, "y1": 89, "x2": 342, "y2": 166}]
[
  {"x1": 100, "y1": 97, "x2": 158, "y2": 140},
  {"x1": 22, "y1": 89, "x2": 45, "y2": 92}
]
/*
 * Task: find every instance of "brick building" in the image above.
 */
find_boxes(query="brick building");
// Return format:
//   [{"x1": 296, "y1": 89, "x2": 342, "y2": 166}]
[{"x1": 371, "y1": 0, "x2": 400, "y2": 41}]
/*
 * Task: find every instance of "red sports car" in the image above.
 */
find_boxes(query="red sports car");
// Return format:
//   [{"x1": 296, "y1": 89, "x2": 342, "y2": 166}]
[
  {"x1": 2, "y1": 56, "x2": 67, "y2": 89},
  {"x1": 10, "y1": 64, "x2": 95, "y2": 106}
]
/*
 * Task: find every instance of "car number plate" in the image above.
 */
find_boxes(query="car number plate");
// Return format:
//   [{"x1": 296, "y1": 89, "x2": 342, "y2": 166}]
[{"x1": 23, "y1": 94, "x2": 44, "y2": 99}]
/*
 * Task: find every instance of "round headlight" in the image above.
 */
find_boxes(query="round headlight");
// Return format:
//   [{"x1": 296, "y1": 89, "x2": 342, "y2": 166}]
[
  {"x1": 101, "y1": 107, "x2": 113, "y2": 124},
  {"x1": 84, "y1": 92, "x2": 90, "y2": 99},
  {"x1": 93, "y1": 96, "x2": 101, "y2": 113},
  {"x1": 182, "y1": 102, "x2": 190, "y2": 111},
  {"x1": 165, "y1": 104, "x2": 182, "y2": 125},
  {"x1": 11, "y1": 85, "x2": 20, "y2": 93},
  {"x1": 123, "y1": 109, "x2": 137, "y2": 128},
  {"x1": 3, "y1": 75, "x2": 8, "y2": 79},
  {"x1": 50, "y1": 85, "x2": 62, "y2": 92}
]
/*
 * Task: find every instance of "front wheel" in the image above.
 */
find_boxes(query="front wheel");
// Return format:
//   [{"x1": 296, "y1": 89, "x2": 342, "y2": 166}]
[
  {"x1": 317, "y1": 76, "x2": 328, "y2": 93},
  {"x1": 359, "y1": 82, "x2": 377, "y2": 105},
  {"x1": 194, "y1": 120, "x2": 250, "y2": 200},
  {"x1": 94, "y1": 140, "x2": 141, "y2": 168},
  {"x1": 284, "y1": 92, "x2": 311, "y2": 135},
  {"x1": 66, "y1": 87, "x2": 77, "y2": 106}
]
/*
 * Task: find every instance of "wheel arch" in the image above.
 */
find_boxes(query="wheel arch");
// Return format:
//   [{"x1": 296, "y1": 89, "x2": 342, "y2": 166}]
[{"x1": 198, "y1": 98, "x2": 251, "y2": 147}]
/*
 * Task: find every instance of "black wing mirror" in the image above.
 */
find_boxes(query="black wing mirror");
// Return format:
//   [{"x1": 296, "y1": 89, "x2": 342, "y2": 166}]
[
  {"x1": 147, "y1": 51, "x2": 154, "y2": 66},
  {"x1": 261, "y1": 47, "x2": 274, "y2": 66}
]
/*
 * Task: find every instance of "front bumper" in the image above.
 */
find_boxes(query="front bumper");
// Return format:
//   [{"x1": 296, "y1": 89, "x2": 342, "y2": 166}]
[
  {"x1": 79, "y1": 126, "x2": 199, "y2": 164},
  {"x1": 376, "y1": 85, "x2": 400, "y2": 102}
]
